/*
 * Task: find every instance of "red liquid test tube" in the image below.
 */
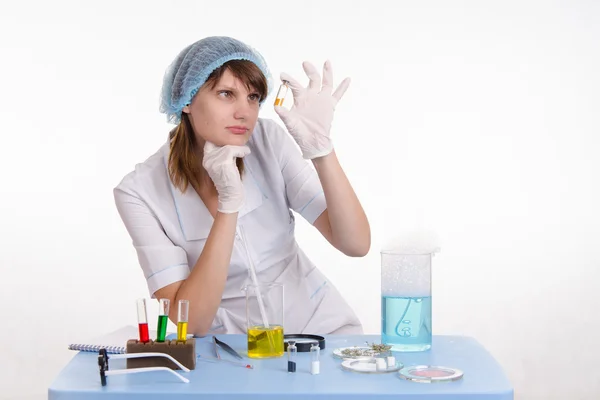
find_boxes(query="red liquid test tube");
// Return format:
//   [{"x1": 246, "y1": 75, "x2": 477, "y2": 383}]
[{"x1": 136, "y1": 298, "x2": 149, "y2": 343}]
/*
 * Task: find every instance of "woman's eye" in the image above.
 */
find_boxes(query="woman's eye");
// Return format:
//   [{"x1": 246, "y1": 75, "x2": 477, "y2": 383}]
[
  {"x1": 218, "y1": 90, "x2": 232, "y2": 98},
  {"x1": 249, "y1": 93, "x2": 260, "y2": 101}
]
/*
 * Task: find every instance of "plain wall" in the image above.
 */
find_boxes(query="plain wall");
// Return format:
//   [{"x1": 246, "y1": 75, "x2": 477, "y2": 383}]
[{"x1": 0, "y1": 1, "x2": 599, "y2": 399}]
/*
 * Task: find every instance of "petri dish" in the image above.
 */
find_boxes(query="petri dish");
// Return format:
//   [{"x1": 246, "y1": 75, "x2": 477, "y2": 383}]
[
  {"x1": 341, "y1": 358, "x2": 404, "y2": 374},
  {"x1": 398, "y1": 365, "x2": 464, "y2": 383}
]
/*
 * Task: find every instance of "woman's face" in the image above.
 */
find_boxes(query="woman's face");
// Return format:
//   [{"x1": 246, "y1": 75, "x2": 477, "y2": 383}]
[{"x1": 182, "y1": 68, "x2": 261, "y2": 147}]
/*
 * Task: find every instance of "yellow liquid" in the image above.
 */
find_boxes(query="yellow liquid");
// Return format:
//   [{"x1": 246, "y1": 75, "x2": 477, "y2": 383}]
[
  {"x1": 247, "y1": 325, "x2": 284, "y2": 358},
  {"x1": 177, "y1": 321, "x2": 188, "y2": 342}
]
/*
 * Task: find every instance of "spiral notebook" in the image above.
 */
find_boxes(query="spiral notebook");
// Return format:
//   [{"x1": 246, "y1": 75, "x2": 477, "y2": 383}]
[{"x1": 68, "y1": 325, "x2": 161, "y2": 354}]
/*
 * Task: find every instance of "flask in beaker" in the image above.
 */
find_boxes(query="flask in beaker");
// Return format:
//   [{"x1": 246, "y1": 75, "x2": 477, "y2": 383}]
[
  {"x1": 381, "y1": 250, "x2": 434, "y2": 352},
  {"x1": 244, "y1": 282, "x2": 285, "y2": 358}
]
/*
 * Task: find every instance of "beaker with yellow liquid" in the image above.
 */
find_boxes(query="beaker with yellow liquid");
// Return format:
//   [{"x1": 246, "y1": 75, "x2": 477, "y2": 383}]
[{"x1": 244, "y1": 282, "x2": 285, "y2": 358}]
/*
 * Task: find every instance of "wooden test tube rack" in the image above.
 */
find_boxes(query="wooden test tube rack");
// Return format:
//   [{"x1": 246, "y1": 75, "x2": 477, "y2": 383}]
[{"x1": 126, "y1": 338, "x2": 196, "y2": 370}]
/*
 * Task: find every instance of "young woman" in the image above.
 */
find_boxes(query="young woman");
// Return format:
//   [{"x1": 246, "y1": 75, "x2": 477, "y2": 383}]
[{"x1": 114, "y1": 36, "x2": 370, "y2": 336}]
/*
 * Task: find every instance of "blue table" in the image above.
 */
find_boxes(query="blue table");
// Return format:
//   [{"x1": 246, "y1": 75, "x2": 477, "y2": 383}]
[{"x1": 49, "y1": 335, "x2": 513, "y2": 399}]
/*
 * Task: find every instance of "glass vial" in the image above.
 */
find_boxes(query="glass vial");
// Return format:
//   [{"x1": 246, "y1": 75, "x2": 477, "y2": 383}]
[
  {"x1": 287, "y1": 340, "x2": 297, "y2": 373},
  {"x1": 274, "y1": 81, "x2": 289, "y2": 106},
  {"x1": 310, "y1": 343, "x2": 320, "y2": 375}
]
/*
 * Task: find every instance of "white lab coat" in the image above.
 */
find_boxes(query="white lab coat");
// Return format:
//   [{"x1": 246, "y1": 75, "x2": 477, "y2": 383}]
[{"x1": 114, "y1": 118, "x2": 363, "y2": 335}]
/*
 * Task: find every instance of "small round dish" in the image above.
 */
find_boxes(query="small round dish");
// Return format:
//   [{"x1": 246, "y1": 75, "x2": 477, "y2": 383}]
[
  {"x1": 341, "y1": 358, "x2": 404, "y2": 374},
  {"x1": 332, "y1": 346, "x2": 391, "y2": 360},
  {"x1": 398, "y1": 365, "x2": 464, "y2": 383}
]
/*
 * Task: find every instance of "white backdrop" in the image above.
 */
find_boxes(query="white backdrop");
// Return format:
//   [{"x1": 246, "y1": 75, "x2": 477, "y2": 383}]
[{"x1": 1, "y1": 1, "x2": 599, "y2": 399}]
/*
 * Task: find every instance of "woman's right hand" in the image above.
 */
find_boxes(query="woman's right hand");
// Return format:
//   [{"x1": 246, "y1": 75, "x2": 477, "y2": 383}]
[{"x1": 202, "y1": 141, "x2": 250, "y2": 213}]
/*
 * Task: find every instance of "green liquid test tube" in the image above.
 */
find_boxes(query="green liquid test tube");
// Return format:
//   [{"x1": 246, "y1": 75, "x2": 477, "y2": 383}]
[{"x1": 157, "y1": 298, "x2": 170, "y2": 342}]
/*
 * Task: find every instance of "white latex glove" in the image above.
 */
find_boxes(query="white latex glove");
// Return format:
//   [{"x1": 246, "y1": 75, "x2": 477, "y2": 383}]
[
  {"x1": 202, "y1": 141, "x2": 250, "y2": 214},
  {"x1": 274, "y1": 60, "x2": 350, "y2": 159}
]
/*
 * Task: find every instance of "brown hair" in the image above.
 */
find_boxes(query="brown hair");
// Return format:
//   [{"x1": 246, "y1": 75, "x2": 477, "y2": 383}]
[{"x1": 168, "y1": 59, "x2": 268, "y2": 194}]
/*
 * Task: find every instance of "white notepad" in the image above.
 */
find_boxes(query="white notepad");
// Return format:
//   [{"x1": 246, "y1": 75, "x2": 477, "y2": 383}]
[{"x1": 68, "y1": 325, "x2": 163, "y2": 354}]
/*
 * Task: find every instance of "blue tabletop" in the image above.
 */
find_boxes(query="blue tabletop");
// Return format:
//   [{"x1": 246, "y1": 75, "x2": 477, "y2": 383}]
[{"x1": 49, "y1": 334, "x2": 513, "y2": 400}]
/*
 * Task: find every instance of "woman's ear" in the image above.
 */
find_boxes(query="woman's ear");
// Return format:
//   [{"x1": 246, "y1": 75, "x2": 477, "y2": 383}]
[{"x1": 182, "y1": 104, "x2": 190, "y2": 113}]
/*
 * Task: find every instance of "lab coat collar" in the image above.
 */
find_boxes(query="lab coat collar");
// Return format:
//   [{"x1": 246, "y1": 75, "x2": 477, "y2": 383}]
[{"x1": 162, "y1": 142, "x2": 265, "y2": 241}]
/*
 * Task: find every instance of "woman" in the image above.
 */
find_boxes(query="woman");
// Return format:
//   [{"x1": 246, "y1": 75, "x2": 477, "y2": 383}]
[{"x1": 114, "y1": 36, "x2": 370, "y2": 336}]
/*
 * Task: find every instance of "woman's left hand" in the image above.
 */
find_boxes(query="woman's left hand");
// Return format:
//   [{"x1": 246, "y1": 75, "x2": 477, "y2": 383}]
[{"x1": 274, "y1": 60, "x2": 350, "y2": 160}]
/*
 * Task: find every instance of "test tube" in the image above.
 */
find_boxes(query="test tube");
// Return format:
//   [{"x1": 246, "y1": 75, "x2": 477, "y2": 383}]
[
  {"x1": 136, "y1": 298, "x2": 149, "y2": 343},
  {"x1": 287, "y1": 340, "x2": 297, "y2": 373},
  {"x1": 274, "y1": 80, "x2": 289, "y2": 106},
  {"x1": 177, "y1": 300, "x2": 189, "y2": 342},
  {"x1": 310, "y1": 343, "x2": 320, "y2": 375},
  {"x1": 156, "y1": 298, "x2": 170, "y2": 342}
]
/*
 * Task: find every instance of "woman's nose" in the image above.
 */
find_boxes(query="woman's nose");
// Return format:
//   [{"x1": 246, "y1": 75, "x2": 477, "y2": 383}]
[{"x1": 233, "y1": 98, "x2": 252, "y2": 120}]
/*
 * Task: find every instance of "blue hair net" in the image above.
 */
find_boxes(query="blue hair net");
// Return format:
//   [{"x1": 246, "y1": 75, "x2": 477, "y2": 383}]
[{"x1": 159, "y1": 36, "x2": 273, "y2": 124}]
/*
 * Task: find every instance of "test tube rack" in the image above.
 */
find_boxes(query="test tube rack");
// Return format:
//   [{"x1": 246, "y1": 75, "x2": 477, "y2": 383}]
[{"x1": 126, "y1": 338, "x2": 196, "y2": 370}]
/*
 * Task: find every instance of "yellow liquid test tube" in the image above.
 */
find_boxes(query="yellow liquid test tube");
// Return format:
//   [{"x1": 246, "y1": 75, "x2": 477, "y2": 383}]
[
  {"x1": 274, "y1": 81, "x2": 289, "y2": 106},
  {"x1": 177, "y1": 299, "x2": 189, "y2": 342}
]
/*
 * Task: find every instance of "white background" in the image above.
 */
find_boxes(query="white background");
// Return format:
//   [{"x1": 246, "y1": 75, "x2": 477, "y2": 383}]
[{"x1": 0, "y1": 1, "x2": 599, "y2": 399}]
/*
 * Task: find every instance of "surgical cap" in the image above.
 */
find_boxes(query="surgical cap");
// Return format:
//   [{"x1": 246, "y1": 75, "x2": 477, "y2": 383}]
[{"x1": 159, "y1": 36, "x2": 273, "y2": 124}]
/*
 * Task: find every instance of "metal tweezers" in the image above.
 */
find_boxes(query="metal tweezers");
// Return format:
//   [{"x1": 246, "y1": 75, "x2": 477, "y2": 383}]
[{"x1": 212, "y1": 336, "x2": 243, "y2": 360}]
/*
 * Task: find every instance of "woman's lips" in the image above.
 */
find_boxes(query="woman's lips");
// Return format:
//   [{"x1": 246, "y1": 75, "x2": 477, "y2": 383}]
[{"x1": 226, "y1": 126, "x2": 249, "y2": 135}]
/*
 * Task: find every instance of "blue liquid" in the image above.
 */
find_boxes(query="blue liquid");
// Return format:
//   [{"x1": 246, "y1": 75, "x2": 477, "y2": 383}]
[{"x1": 381, "y1": 295, "x2": 432, "y2": 352}]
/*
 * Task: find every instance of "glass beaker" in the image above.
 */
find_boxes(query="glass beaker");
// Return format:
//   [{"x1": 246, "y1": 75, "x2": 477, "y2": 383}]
[
  {"x1": 243, "y1": 282, "x2": 285, "y2": 358},
  {"x1": 381, "y1": 249, "x2": 434, "y2": 352}
]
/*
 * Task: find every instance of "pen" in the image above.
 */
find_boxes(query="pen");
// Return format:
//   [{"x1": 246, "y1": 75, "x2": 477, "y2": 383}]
[{"x1": 198, "y1": 355, "x2": 253, "y2": 369}]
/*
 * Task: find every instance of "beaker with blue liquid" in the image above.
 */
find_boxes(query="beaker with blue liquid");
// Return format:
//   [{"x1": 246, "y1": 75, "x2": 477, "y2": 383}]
[{"x1": 381, "y1": 247, "x2": 437, "y2": 352}]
